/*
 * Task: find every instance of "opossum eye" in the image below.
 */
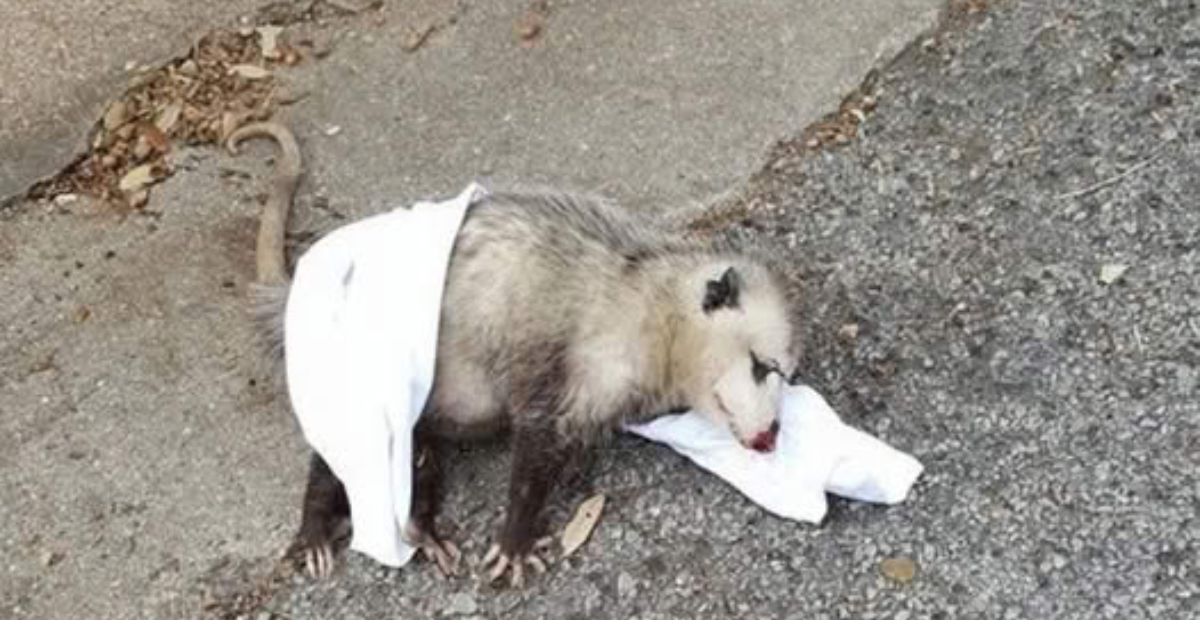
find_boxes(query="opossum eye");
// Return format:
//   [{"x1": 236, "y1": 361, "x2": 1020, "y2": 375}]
[
  {"x1": 750, "y1": 351, "x2": 780, "y2": 384},
  {"x1": 702, "y1": 267, "x2": 741, "y2": 313}
]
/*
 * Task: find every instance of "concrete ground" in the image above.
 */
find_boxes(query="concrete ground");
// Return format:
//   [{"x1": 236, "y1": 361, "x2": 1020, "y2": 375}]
[{"x1": 0, "y1": 0, "x2": 944, "y2": 618}]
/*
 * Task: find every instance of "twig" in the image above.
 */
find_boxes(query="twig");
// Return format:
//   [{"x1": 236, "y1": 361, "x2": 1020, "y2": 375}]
[{"x1": 1056, "y1": 152, "x2": 1164, "y2": 200}]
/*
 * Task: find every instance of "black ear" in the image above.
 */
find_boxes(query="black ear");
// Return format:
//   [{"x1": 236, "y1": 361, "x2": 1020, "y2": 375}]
[{"x1": 702, "y1": 267, "x2": 741, "y2": 313}]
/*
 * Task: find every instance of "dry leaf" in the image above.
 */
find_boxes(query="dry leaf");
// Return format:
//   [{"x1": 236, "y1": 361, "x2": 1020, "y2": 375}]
[
  {"x1": 155, "y1": 101, "x2": 182, "y2": 133},
  {"x1": 401, "y1": 23, "x2": 435, "y2": 52},
  {"x1": 103, "y1": 101, "x2": 129, "y2": 132},
  {"x1": 561, "y1": 494, "x2": 605, "y2": 557},
  {"x1": 1099, "y1": 263, "x2": 1128, "y2": 285},
  {"x1": 132, "y1": 136, "x2": 153, "y2": 161},
  {"x1": 140, "y1": 123, "x2": 170, "y2": 153},
  {"x1": 129, "y1": 189, "x2": 150, "y2": 208},
  {"x1": 880, "y1": 556, "x2": 917, "y2": 583},
  {"x1": 118, "y1": 165, "x2": 156, "y2": 192},
  {"x1": 220, "y1": 111, "x2": 250, "y2": 142},
  {"x1": 256, "y1": 25, "x2": 284, "y2": 59},
  {"x1": 229, "y1": 64, "x2": 271, "y2": 80}
]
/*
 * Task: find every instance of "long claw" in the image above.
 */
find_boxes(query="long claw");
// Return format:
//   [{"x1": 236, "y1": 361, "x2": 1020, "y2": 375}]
[
  {"x1": 525, "y1": 554, "x2": 547, "y2": 574},
  {"x1": 438, "y1": 540, "x2": 461, "y2": 576},
  {"x1": 305, "y1": 545, "x2": 332, "y2": 579},
  {"x1": 510, "y1": 560, "x2": 525, "y2": 588},
  {"x1": 487, "y1": 554, "x2": 510, "y2": 582},
  {"x1": 483, "y1": 543, "x2": 502, "y2": 567},
  {"x1": 482, "y1": 541, "x2": 552, "y2": 587},
  {"x1": 305, "y1": 550, "x2": 317, "y2": 578}
]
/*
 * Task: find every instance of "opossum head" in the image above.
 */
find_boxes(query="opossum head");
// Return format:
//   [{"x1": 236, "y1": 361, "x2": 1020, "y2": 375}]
[{"x1": 677, "y1": 261, "x2": 797, "y2": 453}]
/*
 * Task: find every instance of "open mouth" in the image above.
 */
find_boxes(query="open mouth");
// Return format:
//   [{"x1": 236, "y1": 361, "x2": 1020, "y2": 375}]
[
  {"x1": 716, "y1": 395, "x2": 779, "y2": 453},
  {"x1": 745, "y1": 419, "x2": 780, "y2": 453}
]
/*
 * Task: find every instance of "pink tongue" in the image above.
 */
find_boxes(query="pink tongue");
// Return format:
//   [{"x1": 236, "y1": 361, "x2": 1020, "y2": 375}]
[{"x1": 750, "y1": 431, "x2": 775, "y2": 453}]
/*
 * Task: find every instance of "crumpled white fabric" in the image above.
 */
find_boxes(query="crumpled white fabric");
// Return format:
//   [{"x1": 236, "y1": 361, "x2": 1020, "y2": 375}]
[
  {"x1": 284, "y1": 183, "x2": 485, "y2": 567},
  {"x1": 623, "y1": 385, "x2": 923, "y2": 523},
  {"x1": 283, "y1": 182, "x2": 922, "y2": 568}
]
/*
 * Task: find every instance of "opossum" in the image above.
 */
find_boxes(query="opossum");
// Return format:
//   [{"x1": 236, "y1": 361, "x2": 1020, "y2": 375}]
[{"x1": 229, "y1": 126, "x2": 801, "y2": 587}]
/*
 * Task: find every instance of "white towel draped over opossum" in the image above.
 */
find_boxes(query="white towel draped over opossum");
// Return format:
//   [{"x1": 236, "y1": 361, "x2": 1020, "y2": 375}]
[{"x1": 284, "y1": 183, "x2": 923, "y2": 568}]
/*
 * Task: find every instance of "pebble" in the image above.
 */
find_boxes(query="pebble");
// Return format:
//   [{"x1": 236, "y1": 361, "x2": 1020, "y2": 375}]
[
  {"x1": 445, "y1": 592, "x2": 477, "y2": 616},
  {"x1": 53, "y1": 193, "x2": 79, "y2": 206},
  {"x1": 617, "y1": 571, "x2": 637, "y2": 598}
]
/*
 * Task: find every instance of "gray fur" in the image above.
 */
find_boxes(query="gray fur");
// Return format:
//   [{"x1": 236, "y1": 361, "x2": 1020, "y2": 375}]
[
  {"x1": 423, "y1": 188, "x2": 798, "y2": 447},
  {"x1": 250, "y1": 281, "x2": 290, "y2": 363}
]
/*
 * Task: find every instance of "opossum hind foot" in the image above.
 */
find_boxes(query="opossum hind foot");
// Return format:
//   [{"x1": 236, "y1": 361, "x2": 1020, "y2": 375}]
[
  {"x1": 289, "y1": 517, "x2": 349, "y2": 579},
  {"x1": 481, "y1": 536, "x2": 554, "y2": 588},
  {"x1": 291, "y1": 453, "x2": 350, "y2": 579}
]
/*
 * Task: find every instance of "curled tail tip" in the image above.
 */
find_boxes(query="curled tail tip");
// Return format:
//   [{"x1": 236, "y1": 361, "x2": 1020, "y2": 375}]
[{"x1": 225, "y1": 122, "x2": 301, "y2": 161}]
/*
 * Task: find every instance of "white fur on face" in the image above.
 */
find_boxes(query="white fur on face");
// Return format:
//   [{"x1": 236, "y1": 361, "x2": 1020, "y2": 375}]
[
  {"x1": 685, "y1": 263, "x2": 795, "y2": 447},
  {"x1": 712, "y1": 356, "x2": 784, "y2": 444}
]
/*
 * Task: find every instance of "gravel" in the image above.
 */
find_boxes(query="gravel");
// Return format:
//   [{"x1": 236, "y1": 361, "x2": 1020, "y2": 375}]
[{"x1": 262, "y1": 0, "x2": 1199, "y2": 618}]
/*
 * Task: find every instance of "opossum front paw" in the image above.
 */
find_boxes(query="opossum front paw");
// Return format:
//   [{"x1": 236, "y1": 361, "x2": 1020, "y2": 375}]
[
  {"x1": 481, "y1": 536, "x2": 554, "y2": 588},
  {"x1": 405, "y1": 523, "x2": 462, "y2": 577}
]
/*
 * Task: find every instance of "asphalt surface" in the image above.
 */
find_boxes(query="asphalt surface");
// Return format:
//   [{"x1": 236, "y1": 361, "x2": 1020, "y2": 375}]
[{"x1": 0, "y1": 0, "x2": 943, "y2": 619}]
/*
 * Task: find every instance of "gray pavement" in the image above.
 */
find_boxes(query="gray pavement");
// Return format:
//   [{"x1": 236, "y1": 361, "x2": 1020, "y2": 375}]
[{"x1": 0, "y1": 0, "x2": 945, "y2": 618}]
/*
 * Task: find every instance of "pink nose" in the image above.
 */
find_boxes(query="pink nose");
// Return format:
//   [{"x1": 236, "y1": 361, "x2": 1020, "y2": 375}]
[{"x1": 749, "y1": 420, "x2": 780, "y2": 453}]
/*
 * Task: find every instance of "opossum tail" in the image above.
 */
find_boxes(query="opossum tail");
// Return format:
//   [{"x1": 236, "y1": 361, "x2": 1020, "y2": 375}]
[
  {"x1": 226, "y1": 121, "x2": 302, "y2": 362},
  {"x1": 226, "y1": 121, "x2": 302, "y2": 285}
]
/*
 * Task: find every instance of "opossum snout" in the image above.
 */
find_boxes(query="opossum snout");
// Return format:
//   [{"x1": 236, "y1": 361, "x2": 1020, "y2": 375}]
[{"x1": 747, "y1": 419, "x2": 780, "y2": 453}]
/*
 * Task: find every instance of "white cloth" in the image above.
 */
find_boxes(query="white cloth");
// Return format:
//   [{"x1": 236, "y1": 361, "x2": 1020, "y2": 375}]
[
  {"x1": 283, "y1": 182, "x2": 922, "y2": 568},
  {"x1": 284, "y1": 183, "x2": 484, "y2": 567},
  {"x1": 624, "y1": 385, "x2": 923, "y2": 523}
]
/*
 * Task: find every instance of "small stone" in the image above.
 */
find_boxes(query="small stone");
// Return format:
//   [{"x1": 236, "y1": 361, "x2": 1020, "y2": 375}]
[
  {"x1": 880, "y1": 556, "x2": 917, "y2": 583},
  {"x1": 1099, "y1": 263, "x2": 1129, "y2": 285},
  {"x1": 445, "y1": 592, "x2": 476, "y2": 616},
  {"x1": 838, "y1": 323, "x2": 860, "y2": 342},
  {"x1": 178, "y1": 59, "x2": 198, "y2": 75},
  {"x1": 617, "y1": 571, "x2": 637, "y2": 598},
  {"x1": 516, "y1": 16, "x2": 542, "y2": 41},
  {"x1": 324, "y1": 125, "x2": 342, "y2": 136},
  {"x1": 41, "y1": 550, "x2": 64, "y2": 567}
]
